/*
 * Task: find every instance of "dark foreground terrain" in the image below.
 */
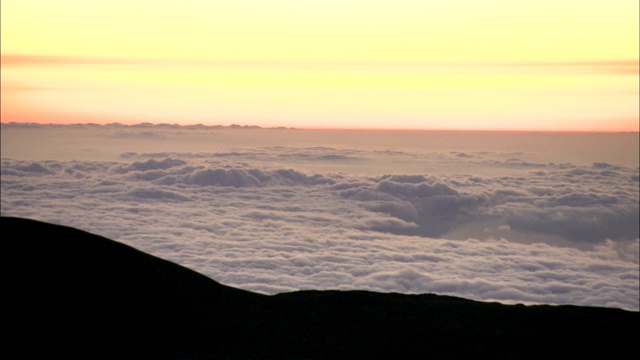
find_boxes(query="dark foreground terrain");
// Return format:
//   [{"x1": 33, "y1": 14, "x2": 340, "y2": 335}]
[{"x1": 3, "y1": 216, "x2": 638, "y2": 359}]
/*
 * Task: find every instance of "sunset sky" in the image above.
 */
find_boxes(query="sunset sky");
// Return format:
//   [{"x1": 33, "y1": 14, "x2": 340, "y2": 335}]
[
  {"x1": 2, "y1": 0, "x2": 639, "y2": 311},
  {"x1": 1, "y1": 0, "x2": 638, "y2": 130}
]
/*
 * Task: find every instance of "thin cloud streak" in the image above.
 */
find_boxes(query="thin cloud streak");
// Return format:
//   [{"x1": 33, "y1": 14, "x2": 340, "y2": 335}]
[
  {"x1": 0, "y1": 54, "x2": 129, "y2": 66},
  {"x1": 3, "y1": 54, "x2": 637, "y2": 75}
]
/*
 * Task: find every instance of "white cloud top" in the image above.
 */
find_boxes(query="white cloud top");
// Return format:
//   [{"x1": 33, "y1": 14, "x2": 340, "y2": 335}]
[{"x1": 1, "y1": 124, "x2": 638, "y2": 310}]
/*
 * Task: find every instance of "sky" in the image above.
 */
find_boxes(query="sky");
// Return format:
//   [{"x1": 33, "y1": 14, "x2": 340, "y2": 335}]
[
  {"x1": 1, "y1": 124, "x2": 638, "y2": 310},
  {"x1": 1, "y1": 0, "x2": 639, "y2": 130}
]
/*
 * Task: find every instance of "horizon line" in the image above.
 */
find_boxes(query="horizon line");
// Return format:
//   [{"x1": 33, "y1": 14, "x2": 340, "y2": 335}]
[{"x1": 2, "y1": 121, "x2": 637, "y2": 134}]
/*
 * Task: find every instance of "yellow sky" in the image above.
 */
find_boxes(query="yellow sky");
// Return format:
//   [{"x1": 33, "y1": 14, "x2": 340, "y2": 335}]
[{"x1": 1, "y1": 0, "x2": 638, "y2": 130}]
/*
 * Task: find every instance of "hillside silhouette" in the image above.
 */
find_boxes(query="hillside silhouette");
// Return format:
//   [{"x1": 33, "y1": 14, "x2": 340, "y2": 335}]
[{"x1": 4, "y1": 216, "x2": 637, "y2": 359}]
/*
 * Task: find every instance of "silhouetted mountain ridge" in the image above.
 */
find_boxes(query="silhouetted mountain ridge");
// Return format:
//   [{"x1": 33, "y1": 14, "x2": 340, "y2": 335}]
[{"x1": 3, "y1": 217, "x2": 637, "y2": 359}]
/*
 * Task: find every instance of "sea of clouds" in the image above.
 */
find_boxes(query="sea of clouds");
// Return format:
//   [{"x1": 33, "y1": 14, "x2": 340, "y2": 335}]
[{"x1": 1, "y1": 123, "x2": 638, "y2": 310}]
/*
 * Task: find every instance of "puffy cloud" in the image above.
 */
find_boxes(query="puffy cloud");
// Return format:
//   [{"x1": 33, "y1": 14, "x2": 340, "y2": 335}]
[
  {"x1": 3, "y1": 155, "x2": 637, "y2": 245},
  {"x1": 506, "y1": 206, "x2": 639, "y2": 243},
  {"x1": 592, "y1": 162, "x2": 623, "y2": 170},
  {"x1": 16, "y1": 162, "x2": 55, "y2": 174},
  {"x1": 186, "y1": 168, "x2": 264, "y2": 187},
  {"x1": 113, "y1": 158, "x2": 187, "y2": 174},
  {"x1": 125, "y1": 188, "x2": 192, "y2": 202},
  {"x1": 331, "y1": 165, "x2": 639, "y2": 243},
  {"x1": 183, "y1": 168, "x2": 335, "y2": 187},
  {"x1": 1, "y1": 161, "x2": 54, "y2": 176}
]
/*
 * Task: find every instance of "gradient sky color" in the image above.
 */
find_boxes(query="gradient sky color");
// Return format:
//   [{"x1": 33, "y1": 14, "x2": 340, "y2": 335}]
[{"x1": 1, "y1": 0, "x2": 638, "y2": 130}]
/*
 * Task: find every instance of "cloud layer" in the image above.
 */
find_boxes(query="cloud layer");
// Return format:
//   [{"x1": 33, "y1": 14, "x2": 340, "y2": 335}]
[{"x1": 1, "y1": 125, "x2": 638, "y2": 310}]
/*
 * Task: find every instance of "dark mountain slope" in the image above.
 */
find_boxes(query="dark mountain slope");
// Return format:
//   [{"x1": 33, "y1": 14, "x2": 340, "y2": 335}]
[
  {"x1": 4, "y1": 216, "x2": 266, "y2": 358},
  {"x1": 3, "y1": 216, "x2": 637, "y2": 359}
]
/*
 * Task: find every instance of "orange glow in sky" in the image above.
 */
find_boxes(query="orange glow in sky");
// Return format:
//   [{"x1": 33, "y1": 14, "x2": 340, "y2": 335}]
[{"x1": 1, "y1": 0, "x2": 638, "y2": 131}]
